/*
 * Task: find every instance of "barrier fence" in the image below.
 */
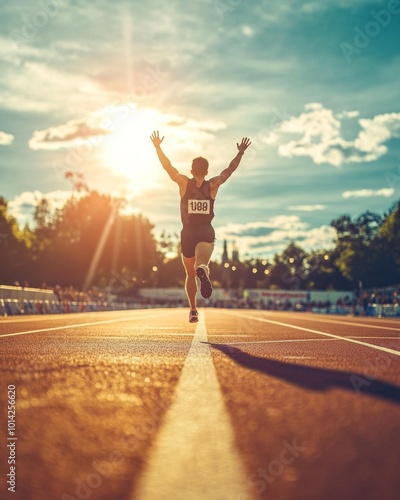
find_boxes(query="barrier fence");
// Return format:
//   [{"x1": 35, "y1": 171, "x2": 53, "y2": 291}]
[
  {"x1": 0, "y1": 285, "x2": 136, "y2": 317},
  {"x1": 312, "y1": 304, "x2": 400, "y2": 317},
  {"x1": 0, "y1": 285, "x2": 399, "y2": 318}
]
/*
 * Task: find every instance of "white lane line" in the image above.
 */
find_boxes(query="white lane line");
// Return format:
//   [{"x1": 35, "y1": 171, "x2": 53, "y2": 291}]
[
  {"x1": 213, "y1": 335, "x2": 400, "y2": 346},
  {"x1": 135, "y1": 310, "x2": 250, "y2": 500},
  {"x1": 349, "y1": 336, "x2": 400, "y2": 339},
  {"x1": 99, "y1": 333, "x2": 195, "y2": 338},
  {"x1": 259, "y1": 312, "x2": 400, "y2": 332},
  {"x1": 223, "y1": 311, "x2": 400, "y2": 357},
  {"x1": 219, "y1": 338, "x2": 340, "y2": 345},
  {"x1": 0, "y1": 312, "x2": 148, "y2": 324},
  {"x1": 96, "y1": 334, "x2": 250, "y2": 340},
  {"x1": 0, "y1": 312, "x2": 175, "y2": 338}
]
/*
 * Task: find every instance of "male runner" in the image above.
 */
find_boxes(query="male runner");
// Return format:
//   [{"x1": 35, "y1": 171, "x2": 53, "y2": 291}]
[{"x1": 150, "y1": 131, "x2": 251, "y2": 322}]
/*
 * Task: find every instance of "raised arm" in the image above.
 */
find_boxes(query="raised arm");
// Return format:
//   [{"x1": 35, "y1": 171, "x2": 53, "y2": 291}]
[
  {"x1": 210, "y1": 137, "x2": 251, "y2": 190},
  {"x1": 150, "y1": 131, "x2": 187, "y2": 186}
]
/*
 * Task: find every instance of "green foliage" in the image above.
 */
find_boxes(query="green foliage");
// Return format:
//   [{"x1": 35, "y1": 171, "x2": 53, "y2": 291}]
[
  {"x1": 331, "y1": 207, "x2": 398, "y2": 287},
  {"x1": 1, "y1": 193, "x2": 399, "y2": 291},
  {"x1": 6, "y1": 192, "x2": 161, "y2": 288},
  {"x1": 0, "y1": 197, "x2": 30, "y2": 284}
]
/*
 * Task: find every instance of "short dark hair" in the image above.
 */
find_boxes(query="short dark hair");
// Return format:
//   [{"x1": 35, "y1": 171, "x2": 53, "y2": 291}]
[{"x1": 192, "y1": 157, "x2": 209, "y2": 176}]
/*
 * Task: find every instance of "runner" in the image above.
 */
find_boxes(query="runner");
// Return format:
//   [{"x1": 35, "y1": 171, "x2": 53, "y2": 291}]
[{"x1": 150, "y1": 131, "x2": 251, "y2": 322}]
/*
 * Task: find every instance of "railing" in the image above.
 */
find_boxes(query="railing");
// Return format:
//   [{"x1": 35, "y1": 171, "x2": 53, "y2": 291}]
[{"x1": 311, "y1": 304, "x2": 400, "y2": 317}]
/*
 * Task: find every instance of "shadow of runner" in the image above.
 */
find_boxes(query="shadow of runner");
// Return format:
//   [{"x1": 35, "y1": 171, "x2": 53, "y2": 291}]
[{"x1": 206, "y1": 342, "x2": 400, "y2": 405}]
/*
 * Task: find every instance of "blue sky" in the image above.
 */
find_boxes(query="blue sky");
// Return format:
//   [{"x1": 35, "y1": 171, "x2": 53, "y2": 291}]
[{"x1": 1, "y1": 0, "x2": 399, "y2": 259}]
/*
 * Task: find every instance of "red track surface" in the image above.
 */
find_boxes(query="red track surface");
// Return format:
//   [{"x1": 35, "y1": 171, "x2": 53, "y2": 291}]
[{"x1": 0, "y1": 309, "x2": 399, "y2": 500}]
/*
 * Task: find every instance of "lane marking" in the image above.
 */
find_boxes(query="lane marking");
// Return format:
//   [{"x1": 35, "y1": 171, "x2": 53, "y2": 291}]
[
  {"x1": 99, "y1": 333, "x2": 195, "y2": 338},
  {"x1": 349, "y1": 336, "x2": 400, "y2": 339},
  {"x1": 0, "y1": 311, "x2": 151, "y2": 324},
  {"x1": 219, "y1": 338, "x2": 339, "y2": 345},
  {"x1": 0, "y1": 312, "x2": 176, "y2": 339},
  {"x1": 259, "y1": 312, "x2": 400, "y2": 332},
  {"x1": 27, "y1": 333, "x2": 250, "y2": 339},
  {"x1": 135, "y1": 310, "x2": 250, "y2": 500},
  {"x1": 0, "y1": 308, "x2": 173, "y2": 325},
  {"x1": 222, "y1": 311, "x2": 400, "y2": 357},
  {"x1": 214, "y1": 335, "x2": 400, "y2": 346}
]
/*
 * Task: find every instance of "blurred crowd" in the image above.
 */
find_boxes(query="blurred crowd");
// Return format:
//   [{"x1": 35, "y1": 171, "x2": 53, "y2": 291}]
[
  {"x1": 52, "y1": 285, "x2": 108, "y2": 304},
  {"x1": 8, "y1": 281, "x2": 400, "y2": 317}
]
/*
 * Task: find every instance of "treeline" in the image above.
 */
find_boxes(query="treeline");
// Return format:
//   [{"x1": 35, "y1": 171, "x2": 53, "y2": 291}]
[{"x1": 0, "y1": 192, "x2": 399, "y2": 292}]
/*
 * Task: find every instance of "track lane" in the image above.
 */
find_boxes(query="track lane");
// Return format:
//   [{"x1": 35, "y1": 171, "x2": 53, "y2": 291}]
[
  {"x1": 222, "y1": 310, "x2": 400, "y2": 357},
  {"x1": 206, "y1": 309, "x2": 400, "y2": 500},
  {"x1": 0, "y1": 310, "x2": 195, "y2": 500},
  {"x1": 1, "y1": 308, "x2": 399, "y2": 500},
  {"x1": 0, "y1": 309, "x2": 177, "y2": 337}
]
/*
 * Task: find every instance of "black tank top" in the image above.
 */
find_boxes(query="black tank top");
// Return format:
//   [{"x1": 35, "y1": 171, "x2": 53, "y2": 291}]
[{"x1": 180, "y1": 178, "x2": 215, "y2": 226}]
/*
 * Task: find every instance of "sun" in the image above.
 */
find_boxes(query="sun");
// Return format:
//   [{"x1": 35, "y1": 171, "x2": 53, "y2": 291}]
[{"x1": 103, "y1": 115, "x2": 160, "y2": 185}]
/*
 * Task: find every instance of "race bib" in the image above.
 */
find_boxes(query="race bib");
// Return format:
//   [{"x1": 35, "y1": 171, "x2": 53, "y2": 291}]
[{"x1": 188, "y1": 199, "x2": 210, "y2": 214}]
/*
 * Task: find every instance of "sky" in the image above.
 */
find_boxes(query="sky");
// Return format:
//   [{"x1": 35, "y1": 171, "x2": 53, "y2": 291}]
[{"x1": 1, "y1": 0, "x2": 400, "y2": 260}]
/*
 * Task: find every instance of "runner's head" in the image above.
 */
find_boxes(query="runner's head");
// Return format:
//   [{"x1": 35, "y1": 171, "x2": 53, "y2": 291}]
[{"x1": 191, "y1": 157, "x2": 209, "y2": 177}]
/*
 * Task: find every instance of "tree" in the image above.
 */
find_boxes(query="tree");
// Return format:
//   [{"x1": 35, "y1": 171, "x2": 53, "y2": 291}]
[
  {"x1": 266, "y1": 242, "x2": 307, "y2": 289},
  {"x1": 306, "y1": 250, "x2": 350, "y2": 290},
  {"x1": 28, "y1": 191, "x2": 161, "y2": 288},
  {"x1": 331, "y1": 210, "x2": 383, "y2": 287},
  {"x1": 369, "y1": 201, "x2": 400, "y2": 286},
  {"x1": 0, "y1": 197, "x2": 29, "y2": 284}
]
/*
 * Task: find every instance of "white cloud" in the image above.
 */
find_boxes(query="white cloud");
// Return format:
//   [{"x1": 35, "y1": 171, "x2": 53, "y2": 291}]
[
  {"x1": 29, "y1": 105, "x2": 226, "y2": 153},
  {"x1": 336, "y1": 110, "x2": 360, "y2": 119},
  {"x1": 342, "y1": 188, "x2": 395, "y2": 199},
  {"x1": 0, "y1": 131, "x2": 14, "y2": 145},
  {"x1": 0, "y1": 35, "x2": 44, "y2": 65},
  {"x1": 29, "y1": 116, "x2": 112, "y2": 151},
  {"x1": 8, "y1": 190, "x2": 79, "y2": 226},
  {"x1": 216, "y1": 216, "x2": 336, "y2": 257},
  {"x1": 0, "y1": 59, "x2": 118, "y2": 115},
  {"x1": 354, "y1": 113, "x2": 400, "y2": 157},
  {"x1": 264, "y1": 103, "x2": 400, "y2": 167},
  {"x1": 289, "y1": 204, "x2": 326, "y2": 211},
  {"x1": 300, "y1": 0, "x2": 380, "y2": 13}
]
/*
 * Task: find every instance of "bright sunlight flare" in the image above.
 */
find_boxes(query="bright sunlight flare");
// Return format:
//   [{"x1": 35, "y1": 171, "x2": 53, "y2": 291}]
[{"x1": 103, "y1": 114, "x2": 159, "y2": 184}]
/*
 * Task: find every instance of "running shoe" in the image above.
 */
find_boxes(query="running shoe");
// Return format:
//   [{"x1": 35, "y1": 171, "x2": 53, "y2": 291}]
[
  {"x1": 189, "y1": 309, "x2": 198, "y2": 323},
  {"x1": 196, "y1": 265, "x2": 213, "y2": 299}
]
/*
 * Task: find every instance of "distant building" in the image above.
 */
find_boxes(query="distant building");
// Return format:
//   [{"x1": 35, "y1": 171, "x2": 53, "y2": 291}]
[
  {"x1": 220, "y1": 240, "x2": 242, "y2": 290},
  {"x1": 221, "y1": 239, "x2": 230, "y2": 289}
]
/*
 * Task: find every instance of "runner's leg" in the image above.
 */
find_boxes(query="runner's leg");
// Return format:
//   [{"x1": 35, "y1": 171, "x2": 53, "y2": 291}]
[
  {"x1": 195, "y1": 242, "x2": 214, "y2": 299},
  {"x1": 181, "y1": 254, "x2": 197, "y2": 310},
  {"x1": 195, "y1": 242, "x2": 214, "y2": 275}
]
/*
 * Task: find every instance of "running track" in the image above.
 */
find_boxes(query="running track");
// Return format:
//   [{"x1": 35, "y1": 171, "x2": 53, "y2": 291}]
[{"x1": 0, "y1": 309, "x2": 399, "y2": 500}]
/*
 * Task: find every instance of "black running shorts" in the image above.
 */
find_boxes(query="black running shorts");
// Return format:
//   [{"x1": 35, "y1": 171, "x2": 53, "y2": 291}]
[{"x1": 180, "y1": 224, "x2": 215, "y2": 258}]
